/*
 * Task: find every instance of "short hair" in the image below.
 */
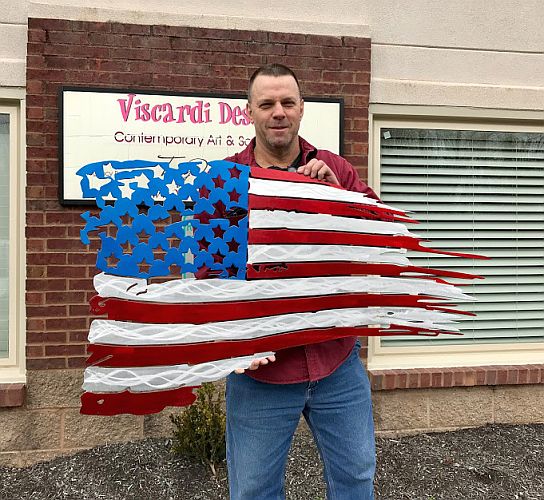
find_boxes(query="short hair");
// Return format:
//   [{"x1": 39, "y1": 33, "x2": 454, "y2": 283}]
[{"x1": 248, "y1": 63, "x2": 302, "y2": 101}]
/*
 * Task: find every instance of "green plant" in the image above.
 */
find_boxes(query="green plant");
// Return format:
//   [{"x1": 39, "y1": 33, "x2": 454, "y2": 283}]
[{"x1": 170, "y1": 383, "x2": 226, "y2": 475}]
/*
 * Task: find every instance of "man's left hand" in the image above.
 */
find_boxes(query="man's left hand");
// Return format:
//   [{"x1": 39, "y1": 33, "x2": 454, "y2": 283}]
[{"x1": 297, "y1": 159, "x2": 340, "y2": 185}]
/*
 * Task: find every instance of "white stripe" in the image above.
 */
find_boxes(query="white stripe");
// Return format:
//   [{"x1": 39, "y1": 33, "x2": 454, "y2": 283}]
[
  {"x1": 249, "y1": 178, "x2": 395, "y2": 208},
  {"x1": 89, "y1": 307, "x2": 460, "y2": 346},
  {"x1": 94, "y1": 273, "x2": 470, "y2": 303},
  {"x1": 247, "y1": 244, "x2": 410, "y2": 265},
  {"x1": 83, "y1": 353, "x2": 274, "y2": 393},
  {"x1": 249, "y1": 210, "x2": 414, "y2": 236}
]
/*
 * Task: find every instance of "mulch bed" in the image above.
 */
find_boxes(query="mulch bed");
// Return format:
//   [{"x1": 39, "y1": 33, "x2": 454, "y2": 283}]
[{"x1": 1, "y1": 424, "x2": 542, "y2": 499}]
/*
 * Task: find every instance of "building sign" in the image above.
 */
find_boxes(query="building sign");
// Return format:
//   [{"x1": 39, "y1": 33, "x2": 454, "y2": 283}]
[{"x1": 59, "y1": 88, "x2": 343, "y2": 205}]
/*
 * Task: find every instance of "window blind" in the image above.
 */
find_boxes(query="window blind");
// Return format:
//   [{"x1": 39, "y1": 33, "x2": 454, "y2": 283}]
[
  {"x1": 0, "y1": 114, "x2": 9, "y2": 358},
  {"x1": 379, "y1": 128, "x2": 544, "y2": 346}
]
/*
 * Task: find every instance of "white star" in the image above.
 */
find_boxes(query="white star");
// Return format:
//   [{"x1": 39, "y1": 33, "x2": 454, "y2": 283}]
[
  {"x1": 151, "y1": 164, "x2": 165, "y2": 178},
  {"x1": 166, "y1": 180, "x2": 180, "y2": 195},
  {"x1": 102, "y1": 193, "x2": 116, "y2": 202},
  {"x1": 102, "y1": 163, "x2": 115, "y2": 178},
  {"x1": 119, "y1": 181, "x2": 135, "y2": 199},
  {"x1": 182, "y1": 172, "x2": 196, "y2": 185},
  {"x1": 184, "y1": 249, "x2": 195, "y2": 263},
  {"x1": 151, "y1": 192, "x2": 166, "y2": 202},
  {"x1": 134, "y1": 173, "x2": 150, "y2": 189},
  {"x1": 87, "y1": 173, "x2": 110, "y2": 190}
]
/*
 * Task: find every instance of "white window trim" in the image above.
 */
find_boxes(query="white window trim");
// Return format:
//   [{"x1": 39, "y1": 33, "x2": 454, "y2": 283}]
[
  {"x1": 368, "y1": 105, "x2": 544, "y2": 371},
  {"x1": 0, "y1": 95, "x2": 26, "y2": 383}
]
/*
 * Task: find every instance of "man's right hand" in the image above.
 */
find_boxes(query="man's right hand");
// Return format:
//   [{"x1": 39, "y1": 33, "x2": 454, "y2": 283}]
[{"x1": 234, "y1": 355, "x2": 276, "y2": 374}]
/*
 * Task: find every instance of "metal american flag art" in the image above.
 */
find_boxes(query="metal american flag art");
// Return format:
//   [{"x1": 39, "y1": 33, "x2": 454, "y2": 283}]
[{"x1": 78, "y1": 158, "x2": 483, "y2": 415}]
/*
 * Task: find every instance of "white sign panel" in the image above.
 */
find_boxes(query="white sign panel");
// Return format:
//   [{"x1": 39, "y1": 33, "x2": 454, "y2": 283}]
[{"x1": 60, "y1": 88, "x2": 343, "y2": 204}]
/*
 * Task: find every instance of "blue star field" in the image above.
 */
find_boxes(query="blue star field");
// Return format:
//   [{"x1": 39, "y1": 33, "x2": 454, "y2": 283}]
[{"x1": 78, "y1": 159, "x2": 249, "y2": 279}]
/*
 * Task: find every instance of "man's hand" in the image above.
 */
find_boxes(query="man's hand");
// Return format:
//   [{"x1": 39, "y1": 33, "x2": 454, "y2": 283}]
[
  {"x1": 297, "y1": 159, "x2": 340, "y2": 185},
  {"x1": 234, "y1": 355, "x2": 276, "y2": 374}
]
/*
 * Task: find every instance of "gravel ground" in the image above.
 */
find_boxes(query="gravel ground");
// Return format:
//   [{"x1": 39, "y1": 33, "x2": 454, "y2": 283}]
[{"x1": 0, "y1": 424, "x2": 542, "y2": 500}]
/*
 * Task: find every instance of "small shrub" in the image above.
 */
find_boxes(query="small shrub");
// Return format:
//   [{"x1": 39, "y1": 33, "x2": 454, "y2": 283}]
[{"x1": 170, "y1": 383, "x2": 226, "y2": 475}]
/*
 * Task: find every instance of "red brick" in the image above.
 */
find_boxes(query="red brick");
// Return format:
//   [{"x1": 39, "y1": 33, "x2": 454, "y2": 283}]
[
  {"x1": 27, "y1": 358, "x2": 67, "y2": 370},
  {"x1": 443, "y1": 370, "x2": 453, "y2": 387},
  {"x1": 322, "y1": 71, "x2": 354, "y2": 83},
  {"x1": 27, "y1": 107, "x2": 44, "y2": 120},
  {"x1": 247, "y1": 42, "x2": 286, "y2": 56},
  {"x1": 78, "y1": 21, "x2": 112, "y2": 33},
  {"x1": 342, "y1": 36, "x2": 371, "y2": 48},
  {"x1": 45, "y1": 212, "x2": 81, "y2": 225},
  {"x1": 354, "y1": 47, "x2": 371, "y2": 60},
  {"x1": 26, "y1": 345, "x2": 45, "y2": 358},
  {"x1": 227, "y1": 53, "x2": 265, "y2": 66},
  {"x1": 497, "y1": 369, "x2": 508, "y2": 385},
  {"x1": 45, "y1": 291, "x2": 86, "y2": 304},
  {"x1": 28, "y1": 29, "x2": 47, "y2": 43},
  {"x1": 67, "y1": 357, "x2": 87, "y2": 369},
  {"x1": 286, "y1": 44, "x2": 322, "y2": 57},
  {"x1": 112, "y1": 22, "x2": 151, "y2": 35},
  {"x1": 69, "y1": 305, "x2": 93, "y2": 316},
  {"x1": 431, "y1": 371, "x2": 444, "y2": 388},
  {"x1": 268, "y1": 32, "x2": 306, "y2": 44},
  {"x1": 27, "y1": 254, "x2": 67, "y2": 267},
  {"x1": 46, "y1": 239, "x2": 83, "y2": 251},
  {"x1": 396, "y1": 372, "x2": 407, "y2": 389},
  {"x1": 26, "y1": 279, "x2": 66, "y2": 291},
  {"x1": 0, "y1": 384, "x2": 26, "y2": 408},
  {"x1": 370, "y1": 373, "x2": 383, "y2": 391},
  {"x1": 26, "y1": 292, "x2": 44, "y2": 305},
  {"x1": 29, "y1": 18, "x2": 75, "y2": 30},
  {"x1": 70, "y1": 331, "x2": 91, "y2": 342},
  {"x1": 384, "y1": 372, "x2": 397, "y2": 390},
  {"x1": 46, "y1": 317, "x2": 88, "y2": 331},
  {"x1": 47, "y1": 31, "x2": 89, "y2": 45},
  {"x1": 27, "y1": 305, "x2": 67, "y2": 318},
  {"x1": 408, "y1": 372, "x2": 420, "y2": 389},
  {"x1": 306, "y1": 34, "x2": 343, "y2": 47},
  {"x1": 27, "y1": 266, "x2": 46, "y2": 278},
  {"x1": 26, "y1": 318, "x2": 45, "y2": 331},
  {"x1": 152, "y1": 25, "x2": 191, "y2": 37},
  {"x1": 420, "y1": 370, "x2": 431, "y2": 388},
  {"x1": 527, "y1": 367, "x2": 540, "y2": 384},
  {"x1": 322, "y1": 46, "x2": 355, "y2": 59},
  {"x1": 66, "y1": 253, "x2": 95, "y2": 266},
  {"x1": 45, "y1": 344, "x2": 86, "y2": 356},
  {"x1": 476, "y1": 368, "x2": 486, "y2": 385},
  {"x1": 486, "y1": 369, "x2": 498, "y2": 385},
  {"x1": 463, "y1": 370, "x2": 476, "y2": 386},
  {"x1": 27, "y1": 331, "x2": 66, "y2": 344}
]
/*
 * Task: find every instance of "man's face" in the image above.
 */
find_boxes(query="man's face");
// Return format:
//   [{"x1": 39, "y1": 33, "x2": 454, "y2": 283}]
[{"x1": 247, "y1": 74, "x2": 304, "y2": 153}]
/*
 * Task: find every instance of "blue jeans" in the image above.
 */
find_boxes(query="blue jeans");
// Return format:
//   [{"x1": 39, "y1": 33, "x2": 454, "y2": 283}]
[{"x1": 226, "y1": 343, "x2": 375, "y2": 499}]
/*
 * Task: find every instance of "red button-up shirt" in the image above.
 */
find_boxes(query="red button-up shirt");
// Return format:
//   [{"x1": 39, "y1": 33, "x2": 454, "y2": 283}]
[{"x1": 225, "y1": 137, "x2": 379, "y2": 384}]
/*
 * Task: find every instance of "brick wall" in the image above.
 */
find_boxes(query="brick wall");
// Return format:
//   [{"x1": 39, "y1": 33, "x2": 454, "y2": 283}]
[{"x1": 25, "y1": 18, "x2": 371, "y2": 371}]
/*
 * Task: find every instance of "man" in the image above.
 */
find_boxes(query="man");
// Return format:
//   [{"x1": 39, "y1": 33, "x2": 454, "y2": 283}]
[{"x1": 224, "y1": 63, "x2": 377, "y2": 500}]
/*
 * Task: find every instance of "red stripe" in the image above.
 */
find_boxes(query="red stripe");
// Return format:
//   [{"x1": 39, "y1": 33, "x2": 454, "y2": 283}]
[
  {"x1": 247, "y1": 261, "x2": 482, "y2": 280},
  {"x1": 80, "y1": 386, "x2": 198, "y2": 415},
  {"x1": 248, "y1": 195, "x2": 412, "y2": 223},
  {"x1": 249, "y1": 228, "x2": 487, "y2": 260},
  {"x1": 90, "y1": 292, "x2": 455, "y2": 324}
]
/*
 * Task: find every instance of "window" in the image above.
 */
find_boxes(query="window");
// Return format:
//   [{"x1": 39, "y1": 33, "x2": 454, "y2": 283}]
[
  {"x1": 369, "y1": 115, "x2": 544, "y2": 369},
  {"x1": 0, "y1": 103, "x2": 24, "y2": 382}
]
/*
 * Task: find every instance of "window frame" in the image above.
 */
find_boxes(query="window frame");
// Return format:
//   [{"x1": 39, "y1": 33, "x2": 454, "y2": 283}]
[
  {"x1": 368, "y1": 105, "x2": 544, "y2": 370},
  {"x1": 0, "y1": 99, "x2": 25, "y2": 383}
]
